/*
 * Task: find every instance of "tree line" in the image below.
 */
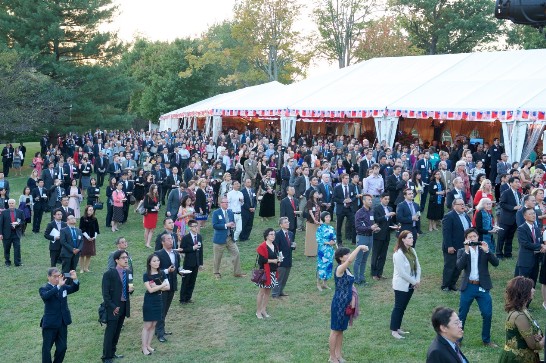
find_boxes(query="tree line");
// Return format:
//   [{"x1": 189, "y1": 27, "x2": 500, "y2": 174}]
[{"x1": 0, "y1": 0, "x2": 543, "y2": 139}]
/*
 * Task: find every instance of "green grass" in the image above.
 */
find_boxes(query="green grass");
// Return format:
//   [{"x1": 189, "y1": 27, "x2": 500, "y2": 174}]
[{"x1": 0, "y1": 142, "x2": 541, "y2": 362}]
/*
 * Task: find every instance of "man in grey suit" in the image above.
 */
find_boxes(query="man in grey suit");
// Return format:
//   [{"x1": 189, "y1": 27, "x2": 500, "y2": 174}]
[
  {"x1": 165, "y1": 184, "x2": 186, "y2": 219},
  {"x1": 294, "y1": 166, "x2": 310, "y2": 231},
  {"x1": 243, "y1": 151, "x2": 258, "y2": 188},
  {"x1": 495, "y1": 153, "x2": 510, "y2": 184},
  {"x1": 59, "y1": 215, "x2": 83, "y2": 273}
]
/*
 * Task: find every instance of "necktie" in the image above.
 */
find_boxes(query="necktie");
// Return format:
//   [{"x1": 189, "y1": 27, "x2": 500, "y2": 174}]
[
  {"x1": 290, "y1": 198, "x2": 295, "y2": 210},
  {"x1": 531, "y1": 226, "x2": 536, "y2": 242},
  {"x1": 455, "y1": 345, "x2": 464, "y2": 363},
  {"x1": 122, "y1": 270, "x2": 128, "y2": 300},
  {"x1": 368, "y1": 160, "x2": 371, "y2": 168},
  {"x1": 194, "y1": 235, "x2": 198, "y2": 245},
  {"x1": 325, "y1": 184, "x2": 329, "y2": 201},
  {"x1": 344, "y1": 185, "x2": 348, "y2": 199},
  {"x1": 71, "y1": 228, "x2": 77, "y2": 247},
  {"x1": 10, "y1": 210, "x2": 15, "y2": 223},
  {"x1": 223, "y1": 210, "x2": 228, "y2": 222},
  {"x1": 285, "y1": 232, "x2": 291, "y2": 248},
  {"x1": 248, "y1": 189, "x2": 253, "y2": 207},
  {"x1": 514, "y1": 191, "x2": 519, "y2": 206}
]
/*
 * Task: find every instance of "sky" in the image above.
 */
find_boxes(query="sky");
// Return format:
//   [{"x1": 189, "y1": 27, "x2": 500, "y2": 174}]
[{"x1": 108, "y1": 0, "x2": 333, "y2": 77}]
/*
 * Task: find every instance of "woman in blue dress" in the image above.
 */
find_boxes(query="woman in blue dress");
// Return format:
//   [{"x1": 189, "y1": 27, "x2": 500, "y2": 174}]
[
  {"x1": 329, "y1": 244, "x2": 369, "y2": 363},
  {"x1": 317, "y1": 211, "x2": 336, "y2": 291},
  {"x1": 141, "y1": 254, "x2": 170, "y2": 355}
]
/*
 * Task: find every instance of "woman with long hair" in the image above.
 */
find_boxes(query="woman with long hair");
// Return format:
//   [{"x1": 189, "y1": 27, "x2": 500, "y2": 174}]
[
  {"x1": 175, "y1": 195, "x2": 194, "y2": 236},
  {"x1": 305, "y1": 189, "x2": 322, "y2": 257},
  {"x1": 316, "y1": 211, "x2": 336, "y2": 291},
  {"x1": 259, "y1": 169, "x2": 276, "y2": 221},
  {"x1": 133, "y1": 168, "x2": 147, "y2": 202},
  {"x1": 142, "y1": 253, "x2": 170, "y2": 355},
  {"x1": 426, "y1": 171, "x2": 446, "y2": 231},
  {"x1": 473, "y1": 178, "x2": 494, "y2": 206},
  {"x1": 32, "y1": 152, "x2": 44, "y2": 175},
  {"x1": 18, "y1": 186, "x2": 33, "y2": 235},
  {"x1": 255, "y1": 228, "x2": 279, "y2": 319},
  {"x1": 105, "y1": 177, "x2": 117, "y2": 228},
  {"x1": 390, "y1": 231, "x2": 421, "y2": 339},
  {"x1": 27, "y1": 169, "x2": 39, "y2": 191},
  {"x1": 143, "y1": 184, "x2": 160, "y2": 248},
  {"x1": 12, "y1": 146, "x2": 22, "y2": 176},
  {"x1": 329, "y1": 244, "x2": 368, "y2": 363},
  {"x1": 66, "y1": 178, "x2": 83, "y2": 219},
  {"x1": 86, "y1": 178, "x2": 100, "y2": 207},
  {"x1": 219, "y1": 172, "x2": 232, "y2": 203},
  {"x1": 473, "y1": 198, "x2": 497, "y2": 253},
  {"x1": 111, "y1": 182, "x2": 126, "y2": 232},
  {"x1": 79, "y1": 205, "x2": 99, "y2": 273},
  {"x1": 411, "y1": 170, "x2": 423, "y2": 209},
  {"x1": 499, "y1": 276, "x2": 544, "y2": 362}
]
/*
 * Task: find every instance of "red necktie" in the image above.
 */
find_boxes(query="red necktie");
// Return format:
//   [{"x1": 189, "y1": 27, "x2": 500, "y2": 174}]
[
  {"x1": 285, "y1": 232, "x2": 290, "y2": 248},
  {"x1": 532, "y1": 226, "x2": 536, "y2": 242},
  {"x1": 10, "y1": 210, "x2": 15, "y2": 223},
  {"x1": 290, "y1": 198, "x2": 295, "y2": 210},
  {"x1": 194, "y1": 235, "x2": 198, "y2": 245}
]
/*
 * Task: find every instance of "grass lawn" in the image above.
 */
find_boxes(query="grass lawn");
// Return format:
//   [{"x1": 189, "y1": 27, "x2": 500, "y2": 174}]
[{"x1": 0, "y1": 142, "x2": 542, "y2": 362}]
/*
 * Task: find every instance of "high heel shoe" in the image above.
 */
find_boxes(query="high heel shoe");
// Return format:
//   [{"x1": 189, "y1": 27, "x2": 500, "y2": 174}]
[
  {"x1": 142, "y1": 350, "x2": 152, "y2": 355},
  {"x1": 256, "y1": 313, "x2": 263, "y2": 319}
]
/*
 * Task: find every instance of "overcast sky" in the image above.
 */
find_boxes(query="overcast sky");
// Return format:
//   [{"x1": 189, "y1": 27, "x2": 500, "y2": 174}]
[{"x1": 109, "y1": 0, "x2": 332, "y2": 77}]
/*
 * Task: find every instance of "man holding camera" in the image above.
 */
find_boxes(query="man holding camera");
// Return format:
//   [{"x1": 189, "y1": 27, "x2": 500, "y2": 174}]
[
  {"x1": 456, "y1": 228, "x2": 499, "y2": 348},
  {"x1": 39, "y1": 268, "x2": 79, "y2": 363}
]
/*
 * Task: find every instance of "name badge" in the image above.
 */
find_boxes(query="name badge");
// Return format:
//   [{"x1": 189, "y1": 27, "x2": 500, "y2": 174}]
[
  {"x1": 253, "y1": 193, "x2": 256, "y2": 197},
  {"x1": 95, "y1": 188, "x2": 99, "y2": 192},
  {"x1": 433, "y1": 185, "x2": 437, "y2": 189},
  {"x1": 370, "y1": 216, "x2": 374, "y2": 221},
  {"x1": 494, "y1": 148, "x2": 497, "y2": 152},
  {"x1": 535, "y1": 205, "x2": 540, "y2": 210},
  {"x1": 350, "y1": 192, "x2": 353, "y2": 196},
  {"x1": 482, "y1": 159, "x2": 485, "y2": 162},
  {"x1": 312, "y1": 207, "x2": 316, "y2": 211},
  {"x1": 421, "y1": 165, "x2": 424, "y2": 168},
  {"x1": 410, "y1": 186, "x2": 414, "y2": 190},
  {"x1": 78, "y1": 236, "x2": 81, "y2": 239},
  {"x1": 219, "y1": 172, "x2": 223, "y2": 175},
  {"x1": 218, "y1": 215, "x2": 223, "y2": 220},
  {"x1": 62, "y1": 290, "x2": 67, "y2": 298}
]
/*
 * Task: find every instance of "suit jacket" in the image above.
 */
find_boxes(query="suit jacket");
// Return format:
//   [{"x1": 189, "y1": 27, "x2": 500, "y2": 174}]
[
  {"x1": 496, "y1": 161, "x2": 511, "y2": 183},
  {"x1": 181, "y1": 233, "x2": 203, "y2": 268},
  {"x1": 47, "y1": 185, "x2": 67, "y2": 208},
  {"x1": 94, "y1": 156, "x2": 109, "y2": 174},
  {"x1": 442, "y1": 211, "x2": 471, "y2": 253},
  {"x1": 44, "y1": 220, "x2": 68, "y2": 251},
  {"x1": 332, "y1": 183, "x2": 357, "y2": 213},
  {"x1": 439, "y1": 169, "x2": 454, "y2": 191},
  {"x1": 317, "y1": 183, "x2": 333, "y2": 205},
  {"x1": 41, "y1": 168, "x2": 56, "y2": 189},
  {"x1": 293, "y1": 175, "x2": 308, "y2": 199},
  {"x1": 59, "y1": 226, "x2": 83, "y2": 258},
  {"x1": 165, "y1": 173, "x2": 181, "y2": 189},
  {"x1": 416, "y1": 159, "x2": 432, "y2": 180},
  {"x1": 0, "y1": 208, "x2": 24, "y2": 238},
  {"x1": 274, "y1": 229, "x2": 294, "y2": 268},
  {"x1": 373, "y1": 204, "x2": 395, "y2": 241},
  {"x1": 386, "y1": 174, "x2": 401, "y2": 202},
  {"x1": 456, "y1": 247, "x2": 499, "y2": 291},
  {"x1": 280, "y1": 197, "x2": 297, "y2": 231},
  {"x1": 166, "y1": 189, "x2": 185, "y2": 218},
  {"x1": 394, "y1": 180, "x2": 415, "y2": 205},
  {"x1": 243, "y1": 159, "x2": 258, "y2": 180},
  {"x1": 396, "y1": 201, "x2": 419, "y2": 233},
  {"x1": 155, "y1": 248, "x2": 180, "y2": 292},
  {"x1": 516, "y1": 223, "x2": 543, "y2": 268},
  {"x1": 39, "y1": 280, "x2": 79, "y2": 329},
  {"x1": 499, "y1": 188, "x2": 521, "y2": 225},
  {"x1": 54, "y1": 207, "x2": 75, "y2": 222},
  {"x1": 183, "y1": 168, "x2": 194, "y2": 184},
  {"x1": 62, "y1": 163, "x2": 79, "y2": 184},
  {"x1": 359, "y1": 158, "x2": 374, "y2": 180},
  {"x1": 32, "y1": 186, "x2": 49, "y2": 209},
  {"x1": 102, "y1": 268, "x2": 131, "y2": 320},
  {"x1": 426, "y1": 335, "x2": 468, "y2": 363},
  {"x1": 107, "y1": 162, "x2": 122, "y2": 179},
  {"x1": 154, "y1": 230, "x2": 179, "y2": 252},
  {"x1": 445, "y1": 189, "x2": 466, "y2": 209},
  {"x1": 212, "y1": 208, "x2": 234, "y2": 244},
  {"x1": 241, "y1": 187, "x2": 257, "y2": 214}
]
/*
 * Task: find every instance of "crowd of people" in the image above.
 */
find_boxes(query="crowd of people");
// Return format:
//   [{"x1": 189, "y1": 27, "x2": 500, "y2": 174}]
[{"x1": 1, "y1": 126, "x2": 543, "y2": 362}]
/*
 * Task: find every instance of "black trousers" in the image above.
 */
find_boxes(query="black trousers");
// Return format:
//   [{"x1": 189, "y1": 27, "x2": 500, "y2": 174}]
[
  {"x1": 3, "y1": 160, "x2": 11, "y2": 176},
  {"x1": 180, "y1": 266, "x2": 199, "y2": 302},
  {"x1": 515, "y1": 259, "x2": 540, "y2": 286},
  {"x1": 239, "y1": 210, "x2": 254, "y2": 240},
  {"x1": 61, "y1": 254, "x2": 79, "y2": 273},
  {"x1": 33, "y1": 204, "x2": 46, "y2": 232},
  {"x1": 442, "y1": 251, "x2": 461, "y2": 289},
  {"x1": 42, "y1": 324, "x2": 67, "y2": 363},
  {"x1": 122, "y1": 201, "x2": 129, "y2": 223},
  {"x1": 50, "y1": 249, "x2": 61, "y2": 267},
  {"x1": 106, "y1": 203, "x2": 113, "y2": 228},
  {"x1": 497, "y1": 222, "x2": 517, "y2": 257},
  {"x1": 155, "y1": 289, "x2": 174, "y2": 338},
  {"x1": 336, "y1": 208, "x2": 355, "y2": 245},
  {"x1": 96, "y1": 172, "x2": 105, "y2": 187},
  {"x1": 103, "y1": 302, "x2": 126, "y2": 361},
  {"x1": 3, "y1": 235, "x2": 21, "y2": 265},
  {"x1": 371, "y1": 237, "x2": 390, "y2": 277},
  {"x1": 390, "y1": 288, "x2": 414, "y2": 331}
]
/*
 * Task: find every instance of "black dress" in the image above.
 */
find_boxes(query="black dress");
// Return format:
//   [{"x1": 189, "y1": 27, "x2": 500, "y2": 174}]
[
  {"x1": 142, "y1": 271, "x2": 165, "y2": 322},
  {"x1": 426, "y1": 180, "x2": 445, "y2": 220},
  {"x1": 133, "y1": 176, "x2": 146, "y2": 200},
  {"x1": 80, "y1": 216, "x2": 99, "y2": 256},
  {"x1": 259, "y1": 178, "x2": 276, "y2": 218}
]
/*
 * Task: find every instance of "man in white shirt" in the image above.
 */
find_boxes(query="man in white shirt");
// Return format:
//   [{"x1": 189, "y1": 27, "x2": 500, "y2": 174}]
[{"x1": 226, "y1": 181, "x2": 244, "y2": 242}]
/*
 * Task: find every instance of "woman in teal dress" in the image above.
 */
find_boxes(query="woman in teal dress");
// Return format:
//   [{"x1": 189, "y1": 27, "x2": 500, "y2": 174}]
[
  {"x1": 499, "y1": 276, "x2": 544, "y2": 363},
  {"x1": 317, "y1": 211, "x2": 336, "y2": 291},
  {"x1": 329, "y1": 244, "x2": 368, "y2": 363}
]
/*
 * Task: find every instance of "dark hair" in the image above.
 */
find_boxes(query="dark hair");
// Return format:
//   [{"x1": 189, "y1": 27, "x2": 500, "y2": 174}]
[
  {"x1": 504, "y1": 276, "x2": 534, "y2": 312},
  {"x1": 463, "y1": 228, "x2": 478, "y2": 238},
  {"x1": 394, "y1": 230, "x2": 413, "y2": 253},
  {"x1": 181, "y1": 195, "x2": 192, "y2": 207},
  {"x1": 163, "y1": 217, "x2": 173, "y2": 225},
  {"x1": 146, "y1": 253, "x2": 159, "y2": 278},
  {"x1": 84, "y1": 205, "x2": 96, "y2": 220},
  {"x1": 380, "y1": 192, "x2": 390, "y2": 199},
  {"x1": 47, "y1": 267, "x2": 60, "y2": 276},
  {"x1": 187, "y1": 219, "x2": 197, "y2": 227},
  {"x1": 263, "y1": 227, "x2": 275, "y2": 240},
  {"x1": 431, "y1": 307, "x2": 456, "y2": 334},
  {"x1": 335, "y1": 247, "x2": 350, "y2": 264},
  {"x1": 320, "y1": 211, "x2": 330, "y2": 222},
  {"x1": 411, "y1": 170, "x2": 422, "y2": 185},
  {"x1": 113, "y1": 249, "x2": 127, "y2": 263}
]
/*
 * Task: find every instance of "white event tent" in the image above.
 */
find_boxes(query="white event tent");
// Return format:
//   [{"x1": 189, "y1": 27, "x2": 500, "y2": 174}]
[{"x1": 160, "y1": 49, "x2": 546, "y2": 163}]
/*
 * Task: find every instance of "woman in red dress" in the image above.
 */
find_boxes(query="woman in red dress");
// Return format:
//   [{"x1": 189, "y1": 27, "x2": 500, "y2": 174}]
[{"x1": 143, "y1": 184, "x2": 160, "y2": 248}]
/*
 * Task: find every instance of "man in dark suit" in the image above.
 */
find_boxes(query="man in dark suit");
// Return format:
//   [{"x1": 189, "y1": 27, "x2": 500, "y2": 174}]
[
  {"x1": 59, "y1": 215, "x2": 83, "y2": 273},
  {"x1": 317, "y1": 173, "x2": 334, "y2": 217},
  {"x1": 456, "y1": 228, "x2": 499, "y2": 348},
  {"x1": 94, "y1": 151, "x2": 109, "y2": 187},
  {"x1": 279, "y1": 186, "x2": 298, "y2": 238},
  {"x1": 294, "y1": 166, "x2": 309, "y2": 231},
  {"x1": 44, "y1": 209, "x2": 68, "y2": 267},
  {"x1": 280, "y1": 159, "x2": 294, "y2": 199},
  {"x1": 155, "y1": 233, "x2": 180, "y2": 342},
  {"x1": 488, "y1": 139, "x2": 504, "y2": 183},
  {"x1": 358, "y1": 150, "x2": 374, "y2": 180},
  {"x1": 180, "y1": 220, "x2": 203, "y2": 303},
  {"x1": 0, "y1": 199, "x2": 24, "y2": 266},
  {"x1": 62, "y1": 158, "x2": 79, "y2": 190},
  {"x1": 55, "y1": 196, "x2": 74, "y2": 222},
  {"x1": 154, "y1": 217, "x2": 179, "y2": 252},
  {"x1": 107, "y1": 156, "x2": 122, "y2": 180},
  {"x1": 183, "y1": 160, "x2": 195, "y2": 184},
  {"x1": 39, "y1": 268, "x2": 80, "y2": 363},
  {"x1": 42, "y1": 162, "x2": 56, "y2": 190},
  {"x1": 48, "y1": 179, "x2": 67, "y2": 210},
  {"x1": 515, "y1": 208, "x2": 546, "y2": 285},
  {"x1": 371, "y1": 193, "x2": 397, "y2": 280},
  {"x1": 32, "y1": 179, "x2": 49, "y2": 233},
  {"x1": 102, "y1": 250, "x2": 132, "y2": 363},
  {"x1": 497, "y1": 176, "x2": 522, "y2": 259},
  {"x1": 240, "y1": 178, "x2": 257, "y2": 241},
  {"x1": 332, "y1": 173, "x2": 357, "y2": 245},
  {"x1": 164, "y1": 166, "x2": 181, "y2": 191},
  {"x1": 415, "y1": 151, "x2": 432, "y2": 211},
  {"x1": 441, "y1": 200, "x2": 471, "y2": 292},
  {"x1": 426, "y1": 307, "x2": 468, "y2": 363},
  {"x1": 396, "y1": 189, "x2": 420, "y2": 246},
  {"x1": 386, "y1": 166, "x2": 402, "y2": 210},
  {"x1": 272, "y1": 217, "x2": 295, "y2": 298},
  {"x1": 445, "y1": 177, "x2": 466, "y2": 210}
]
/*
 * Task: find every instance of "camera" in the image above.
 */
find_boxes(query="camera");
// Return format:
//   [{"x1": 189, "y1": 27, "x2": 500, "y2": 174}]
[{"x1": 464, "y1": 241, "x2": 481, "y2": 246}]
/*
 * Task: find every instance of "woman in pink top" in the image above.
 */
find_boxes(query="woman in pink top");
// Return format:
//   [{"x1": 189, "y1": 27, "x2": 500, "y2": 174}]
[{"x1": 111, "y1": 182, "x2": 126, "y2": 232}]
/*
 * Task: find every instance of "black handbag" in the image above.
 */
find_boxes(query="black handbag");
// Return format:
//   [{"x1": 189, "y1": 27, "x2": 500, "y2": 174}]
[
  {"x1": 250, "y1": 255, "x2": 266, "y2": 284},
  {"x1": 98, "y1": 302, "x2": 107, "y2": 326},
  {"x1": 93, "y1": 198, "x2": 104, "y2": 210}
]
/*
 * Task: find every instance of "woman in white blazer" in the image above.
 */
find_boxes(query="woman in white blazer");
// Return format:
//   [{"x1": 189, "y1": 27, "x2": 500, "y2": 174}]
[{"x1": 390, "y1": 230, "x2": 421, "y2": 339}]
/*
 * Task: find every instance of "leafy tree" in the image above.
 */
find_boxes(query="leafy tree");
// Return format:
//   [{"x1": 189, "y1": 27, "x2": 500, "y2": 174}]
[
  {"x1": 390, "y1": 0, "x2": 501, "y2": 54},
  {"x1": 353, "y1": 15, "x2": 423, "y2": 60},
  {"x1": 506, "y1": 25, "x2": 546, "y2": 49},
  {"x1": 314, "y1": 0, "x2": 377, "y2": 68}
]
